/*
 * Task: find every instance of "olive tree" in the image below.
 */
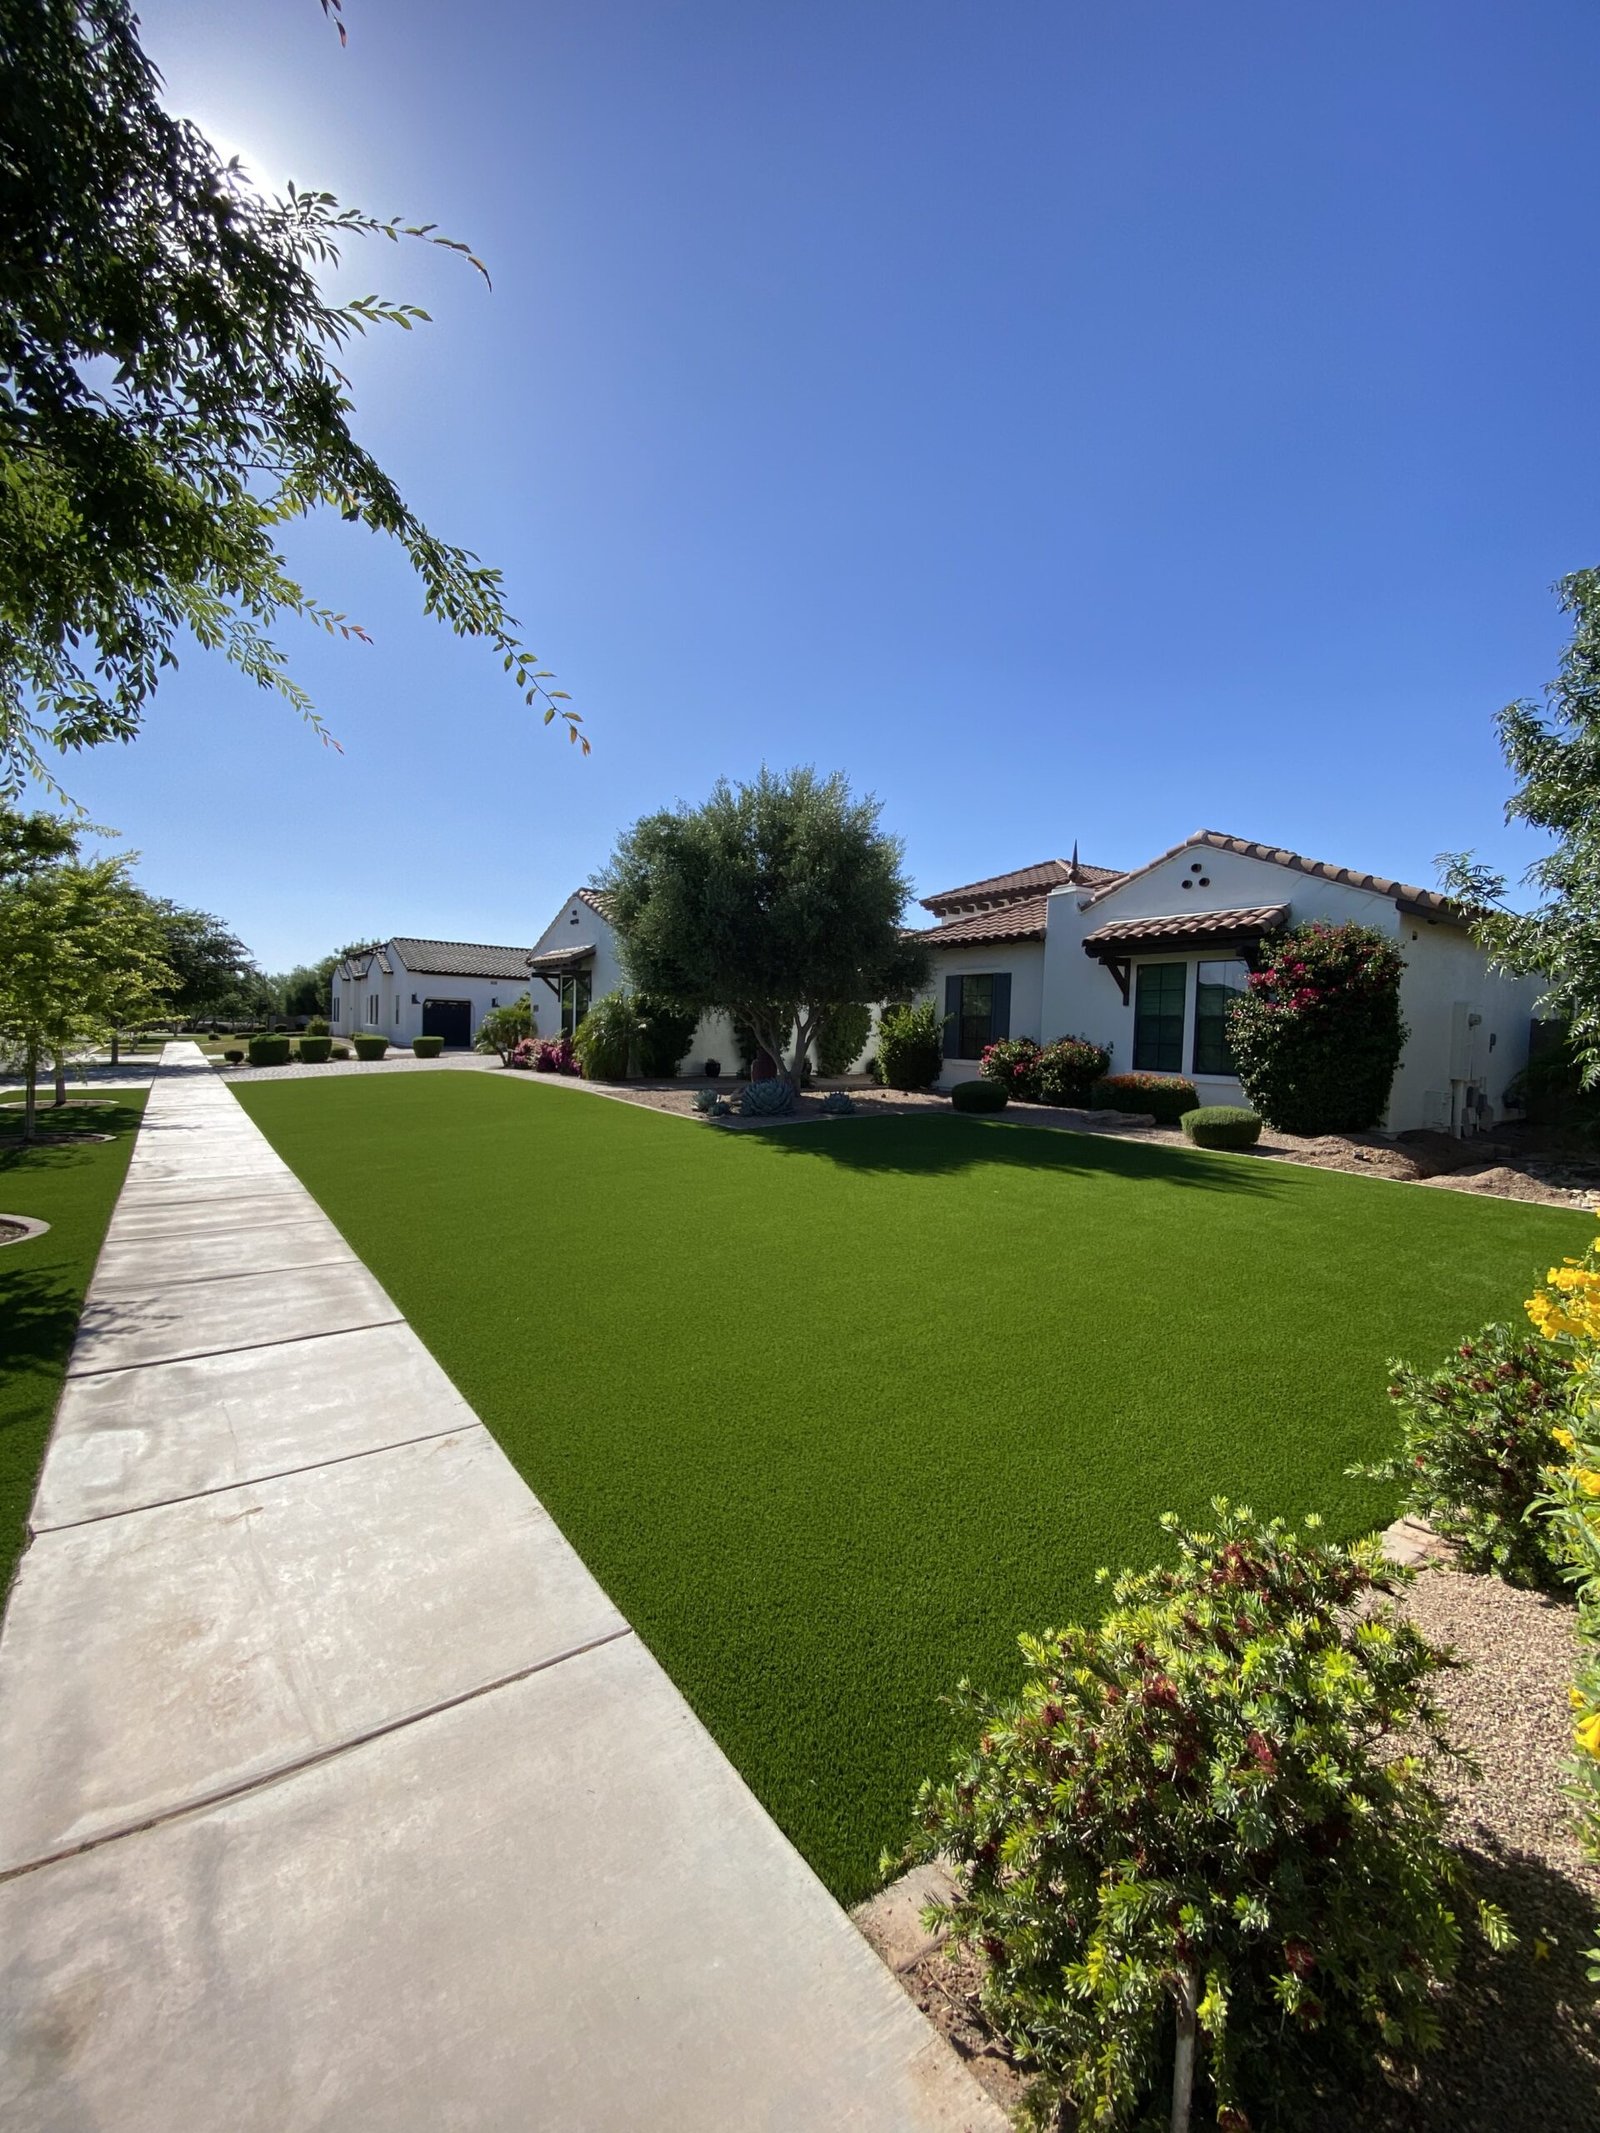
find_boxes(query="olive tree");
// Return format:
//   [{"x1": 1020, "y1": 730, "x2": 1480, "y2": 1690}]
[{"x1": 599, "y1": 768, "x2": 928, "y2": 1093}]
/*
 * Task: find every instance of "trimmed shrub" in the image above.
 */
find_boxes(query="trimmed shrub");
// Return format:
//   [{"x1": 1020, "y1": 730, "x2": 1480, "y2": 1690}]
[
  {"x1": 246, "y1": 1035, "x2": 291, "y2": 1067},
  {"x1": 1227, "y1": 921, "x2": 1408, "y2": 1135},
  {"x1": 814, "y1": 1002, "x2": 873, "y2": 1078},
  {"x1": 637, "y1": 996, "x2": 699, "y2": 1078},
  {"x1": 875, "y1": 1001, "x2": 944, "y2": 1091},
  {"x1": 1351, "y1": 1323, "x2": 1574, "y2": 1588},
  {"x1": 352, "y1": 1034, "x2": 388, "y2": 1061},
  {"x1": 474, "y1": 993, "x2": 536, "y2": 1064},
  {"x1": 1089, "y1": 1073, "x2": 1199, "y2": 1124},
  {"x1": 819, "y1": 1090, "x2": 856, "y2": 1116},
  {"x1": 894, "y1": 1503, "x2": 1508, "y2": 2131},
  {"x1": 223, "y1": 1048, "x2": 244, "y2": 1065},
  {"x1": 703, "y1": 1057, "x2": 722, "y2": 1079},
  {"x1": 951, "y1": 1077, "x2": 1007, "y2": 1114},
  {"x1": 412, "y1": 1035, "x2": 444, "y2": 1058},
  {"x1": 1182, "y1": 1104, "x2": 1262, "y2": 1151},
  {"x1": 739, "y1": 1077, "x2": 795, "y2": 1117},
  {"x1": 332, "y1": 1042, "x2": 350, "y2": 1060},
  {"x1": 297, "y1": 1036, "x2": 333, "y2": 1064},
  {"x1": 573, "y1": 989, "x2": 646, "y2": 1080},
  {"x1": 980, "y1": 1037, "x2": 1042, "y2": 1102},
  {"x1": 1035, "y1": 1035, "x2": 1112, "y2": 1107},
  {"x1": 304, "y1": 1017, "x2": 330, "y2": 1037}
]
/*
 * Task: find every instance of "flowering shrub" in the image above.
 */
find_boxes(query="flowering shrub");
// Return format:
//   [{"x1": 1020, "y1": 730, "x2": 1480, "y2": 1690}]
[
  {"x1": 1035, "y1": 1035, "x2": 1112, "y2": 1106},
  {"x1": 532, "y1": 1034, "x2": 579, "y2": 1074},
  {"x1": 980, "y1": 1036, "x2": 1042, "y2": 1100},
  {"x1": 1226, "y1": 922, "x2": 1407, "y2": 1135},
  {"x1": 1088, "y1": 1073, "x2": 1200, "y2": 1125},
  {"x1": 894, "y1": 1503, "x2": 1503, "y2": 2132},
  {"x1": 1351, "y1": 1323, "x2": 1575, "y2": 1588},
  {"x1": 1521, "y1": 1231, "x2": 1600, "y2": 1972}
]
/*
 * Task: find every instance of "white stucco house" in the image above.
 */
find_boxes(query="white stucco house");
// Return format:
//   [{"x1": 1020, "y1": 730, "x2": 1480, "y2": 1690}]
[
  {"x1": 915, "y1": 830, "x2": 1546, "y2": 1135},
  {"x1": 331, "y1": 938, "x2": 536, "y2": 1049},
  {"x1": 526, "y1": 888, "x2": 740, "y2": 1073}
]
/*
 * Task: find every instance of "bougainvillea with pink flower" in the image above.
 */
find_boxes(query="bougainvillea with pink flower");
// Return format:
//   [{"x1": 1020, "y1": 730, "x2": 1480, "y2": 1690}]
[{"x1": 1226, "y1": 921, "x2": 1407, "y2": 1135}]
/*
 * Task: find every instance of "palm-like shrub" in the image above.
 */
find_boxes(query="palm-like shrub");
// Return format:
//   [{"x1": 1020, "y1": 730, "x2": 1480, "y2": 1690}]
[
  {"x1": 895, "y1": 1503, "x2": 1508, "y2": 2132},
  {"x1": 572, "y1": 990, "x2": 645, "y2": 1080},
  {"x1": 1227, "y1": 922, "x2": 1407, "y2": 1135},
  {"x1": 474, "y1": 992, "x2": 536, "y2": 1064}
]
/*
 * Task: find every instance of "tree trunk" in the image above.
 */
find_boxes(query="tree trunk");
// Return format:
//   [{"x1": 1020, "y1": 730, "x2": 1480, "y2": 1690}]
[
  {"x1": 52, "y1": 1051, "x2": 66, "y2": 1107},
  {"x1": 1169, "y1": 1964, "x2": 1198, "y2": 2133},
  {"x1": 21, "y1": 1046, "x2": 38, "y2": 1144},
  {"x1": 110, "y1": 1028, "x2": 120, "y2": 1067}
]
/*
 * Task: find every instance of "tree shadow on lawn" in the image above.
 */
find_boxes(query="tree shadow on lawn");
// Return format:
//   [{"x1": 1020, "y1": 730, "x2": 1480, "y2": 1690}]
[
  {"x1": 742, "y1": 1113, "x2": 1283, "y2": 1196},
  {"x1": 0, "y1": 1267, "x2": 88, "y2": 1381}
]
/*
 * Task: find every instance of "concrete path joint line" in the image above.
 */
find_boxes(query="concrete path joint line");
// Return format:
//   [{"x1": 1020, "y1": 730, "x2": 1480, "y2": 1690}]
[
  {"x1": 0, "y1": 1624, "x2": 639, "y2": 1885},
  {"x1": 64, "y1": 1311, "x2": 408, "y2": 1379}
]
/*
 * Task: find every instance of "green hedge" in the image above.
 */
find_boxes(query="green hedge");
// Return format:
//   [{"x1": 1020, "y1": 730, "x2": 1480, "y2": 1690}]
[
  {"x1": 353, "y1": 1035, "x2": 389, "y2": 1062},
  {"x1": 297, "y1": 1037, "x2": 332, "y2": 1063},
  {"x1": 412, "y1": 1035, "x2": 444, "y2": 1058},
  {"x1": 1088, "y1": 1074, "x2": 1199, "y2": 1124},
  {"x1": 951, "y1": 1078, "x2": 1007, "y2": 1113},
  {"x1": 246, "y1": 1035, "x2": 291, "y2": 1067},
  {"x1": 1181, "y1": 1104, "x2": 1262, "y2": 1150}
]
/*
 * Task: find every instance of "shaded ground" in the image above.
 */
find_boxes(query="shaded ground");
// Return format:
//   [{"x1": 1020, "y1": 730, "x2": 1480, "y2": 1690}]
[
  {"x1": 0, "y1": 1093, "x2": 147, "y2": 1597},
  {"x1": 870, "y1": 1565, "x2": 1600, "y2": 2130},
  {"x1": 233, "y1": 1071, "x2": 1589, "y2": 1905}
]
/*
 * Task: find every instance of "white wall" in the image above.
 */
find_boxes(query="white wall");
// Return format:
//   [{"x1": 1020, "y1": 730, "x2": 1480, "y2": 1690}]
[
  {"x1": 527, "y1": 895, "x2": 735, "y2": 1077},
  {"x1": 330, "y1": 952, "x2": 529, "y2": 1047},
  {"x1": 1390, "y1": 918, "x2": 1544, "y2": 1133},
  {"x1": 923, "y1": 942, "x2": 1047, "y2": 1088}
]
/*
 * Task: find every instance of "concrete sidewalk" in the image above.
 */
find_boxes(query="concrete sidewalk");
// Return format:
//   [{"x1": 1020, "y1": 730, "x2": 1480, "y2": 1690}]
[{"x1": 0, "y1": 1045, "x2": 1002, "y2": 2132}]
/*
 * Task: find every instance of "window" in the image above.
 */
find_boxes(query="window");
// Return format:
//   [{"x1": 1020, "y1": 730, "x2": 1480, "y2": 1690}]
[
  {"x1": 1193, "y1": 959, "x2": 1249, "y2": 1075},
  {"x1": 1133, "y1": 962, "x2": 1186, "y2": 1073},
  {"x1": 560, "y1": 969, "x2": 593, "y2": 1037},
  {"x1": 368, "y1": 991, "x2": 380, "y2": 1025},
  {"x1": 394, "y1": 997, "x2": 400, "y2": 1026},
  {"x1": 943, "y1": 972, "x2": 1012, "y2": 1058}
]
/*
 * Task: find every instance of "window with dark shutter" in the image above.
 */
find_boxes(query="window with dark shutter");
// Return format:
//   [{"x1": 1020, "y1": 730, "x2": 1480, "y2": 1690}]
[
  {"x1": 945, "y1": 973, "x2": 1011, "y2": 1058},
  {"x1": 1133, "y1": 962, "x2": 1186, "y2": 1072}
]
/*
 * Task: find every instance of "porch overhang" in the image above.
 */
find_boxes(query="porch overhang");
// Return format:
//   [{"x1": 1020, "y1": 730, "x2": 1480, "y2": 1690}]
[
  {"x1": 1081, "y1": 903, "x2": 1288, "y2": 1004},
  {"x1": 526, "y1": 943, "x2": 597, "y2": 994}
]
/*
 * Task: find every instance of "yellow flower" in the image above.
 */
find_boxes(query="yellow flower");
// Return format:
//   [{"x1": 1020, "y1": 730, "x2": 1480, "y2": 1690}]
[
  {"x1": 1578, "y1": 1470, "x2": 1600, "y2": 1498},
  {"x1": 1554, "y1": 1428, "x2": 1577, "y2": 1452},
  {"x1": 1571, "y1": 1685, "x2": 1587, "y2": 1711},
  {"x1": 1576, "y1": 1713, "x2": 1600, "y2": 1758}
]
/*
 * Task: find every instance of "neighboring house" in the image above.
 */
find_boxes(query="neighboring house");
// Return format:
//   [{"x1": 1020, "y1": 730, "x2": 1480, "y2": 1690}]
[
  {"x1": 916, "y1": 831, "x2": 1545, "y2": 1135},
  {"x1": 331, "y1": 938, "x2": 535, "y2": 1049},
  {"x1": 526, "y1": 889, "x2": 739, "y2": 1073}
]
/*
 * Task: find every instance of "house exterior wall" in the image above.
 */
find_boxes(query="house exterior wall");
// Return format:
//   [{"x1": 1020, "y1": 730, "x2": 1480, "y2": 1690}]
[
  {"x1": 921, "y1": 840, "x2": 1546, "y2": 1131},
  {"x1": 528, "y1": 896, "x2": 736, "y2": 1077},
  {"x1": 330, "y1": 951, "x2": 527, "y2": 1047}
]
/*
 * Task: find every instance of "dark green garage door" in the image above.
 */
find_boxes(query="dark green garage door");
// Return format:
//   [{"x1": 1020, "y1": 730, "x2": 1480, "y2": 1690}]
[{"x1": 422, "y1": 999, "x2": 472, "y2": 1048}]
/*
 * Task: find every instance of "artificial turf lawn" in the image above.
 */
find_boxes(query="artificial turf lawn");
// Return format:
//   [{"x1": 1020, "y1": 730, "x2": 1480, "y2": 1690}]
[
  {"x1": 0, "y1": 1093, "x2": 147, "y2": 1600},
  {"x1": 232, "y1": 1073, "x2": 1592, "y2": 1902}
]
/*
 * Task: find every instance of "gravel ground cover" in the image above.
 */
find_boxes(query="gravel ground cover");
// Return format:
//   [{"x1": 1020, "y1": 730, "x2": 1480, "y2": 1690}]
[{"x1": 232, "y1": 1070, "x2": 1591, "y2": 1904}]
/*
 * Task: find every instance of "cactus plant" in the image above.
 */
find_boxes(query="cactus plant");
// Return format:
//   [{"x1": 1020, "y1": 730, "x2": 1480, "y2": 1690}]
[
  {"x1": 819, "y1": 1090, "x2": 856, "y2": 1116},
  {"x1": 739, "y1": 1077, "x2": 795, "y2": 1118},
  {"x1": 692, "y1": 1086, "x2": 721, "y2": 1114}
]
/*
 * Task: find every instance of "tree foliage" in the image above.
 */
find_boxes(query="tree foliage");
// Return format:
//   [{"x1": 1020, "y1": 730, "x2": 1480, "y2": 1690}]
[
  {"x1": 0, "y1": 0, "x2": 583, "y2": 794},
  {"x1": 474, "y1": 990, "x2": 536, "y2": 1064},
  {"x1": 600, "y1": 769, "x2": 928, "y2": 1091},
  {"x1": 1226, "y1": 921, "x2": 1407, "y2": 1135},
  {"x1": 0, "y1": 851, "x2": 172, "y2": 1133},
  {"x1": 1439, "y1": 569, "x2": 1600, "y2": 1079},
  {"x1": 143, "y1": 898, "x2": 265, "y2": 1021}
]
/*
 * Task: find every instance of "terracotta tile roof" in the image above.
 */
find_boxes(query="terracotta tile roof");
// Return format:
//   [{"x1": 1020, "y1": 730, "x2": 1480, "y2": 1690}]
[
  {"x1": 527, "y1": 941, "x2": 599, "y2": 973},
  {"x1": 575, "y1": 886, "x2": 617, "y2": 921},
  {"x1": 1082, "y1": 904, "x2": 1289, "y2": 952},
  {"x1": 921, "y1": 856, "x2": 1122, "y2": 916},
  {"x1": 916, "y1": 893, "x2": 1052, "y2": 947},
  {"x1": 388, "y1": 937, "x2": 536, "y2": 979},
  {"x1": 1085, "y1": 830, "x2": 1462, "y2": 919}
]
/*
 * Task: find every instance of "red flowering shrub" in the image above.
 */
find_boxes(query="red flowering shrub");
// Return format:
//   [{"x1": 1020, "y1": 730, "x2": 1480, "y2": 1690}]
[
  {"x1": 532, "y1": 1034, "x2": 580, "y2": 1074},
  {"x1": 980, "y1": 1037, "x2": 1043, "y2": 1099},
  {"x1": 1227, "y1": 921, "x2": 1407, "y2": 1135},
  {"x1": 1035, "y1": 1035, "x2": 1112, "y2": 1105},
  {"x1": 892, "y1": 1503, "x2": 1508, "y2": 2132},
  {"x1": 1088, "y1": 1073, "x2": 1199, "y2": 1124}
]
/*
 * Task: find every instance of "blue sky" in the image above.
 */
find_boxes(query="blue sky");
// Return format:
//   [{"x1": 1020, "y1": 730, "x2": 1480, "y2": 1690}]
[{"x1": 41, "y1": 0, "x2": 1600, "y2": 969}]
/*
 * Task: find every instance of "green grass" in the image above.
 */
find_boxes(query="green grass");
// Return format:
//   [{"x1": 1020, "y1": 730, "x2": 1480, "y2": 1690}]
[
  {"x1": 232, "y1": 1073, "x2": 1591, "y2": 1902},
  {"x1": 0, "y1": 1093, "x2": 147, "y2": 1598}
]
